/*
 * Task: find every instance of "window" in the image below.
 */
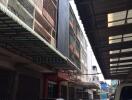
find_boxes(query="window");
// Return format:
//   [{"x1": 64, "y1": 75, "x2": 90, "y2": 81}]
[
  {"x1": 43, "y1": 0, "x2": 57, "y2": 23},
  {"x1": 48, "y1": 81, "x2": 57, "y2": 99},
  {"x1": 120, "y1": 86, "x2": 132, "y2": 100},
  {"x1": 69, "y1": 29, "x2": 81, "y2": 68},
  {"x1": 61, "y1": 85, "x2": 67, "y2": 100},
  {"x1": 93, "y1": 66, "x2": 97, "y2": 71},
  {"x1": 69, "y1": 87, "x2": 75, "y2": 100},
  {"x1": 76, "y1": 89, "x2": 83, "y2": 99}
]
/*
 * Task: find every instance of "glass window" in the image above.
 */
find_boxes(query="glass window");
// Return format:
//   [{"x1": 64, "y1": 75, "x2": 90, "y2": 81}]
[
  {"x1": 69, "y1": 87, "x2": 75, "y2": 100},
  {"x1": 48, "y1": 81, "x2": 57, "y2": 99},
  {"x1": 43, "y1": 0, "x2": 57, "y2": 23},
  {"x1": 61, "y1": 85, "x2": 67, "y2": 100}
]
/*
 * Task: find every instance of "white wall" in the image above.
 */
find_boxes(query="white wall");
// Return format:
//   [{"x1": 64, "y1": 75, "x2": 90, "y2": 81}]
[{"x1": 69, "y1": 0, "x2": 105, "y2": 84}]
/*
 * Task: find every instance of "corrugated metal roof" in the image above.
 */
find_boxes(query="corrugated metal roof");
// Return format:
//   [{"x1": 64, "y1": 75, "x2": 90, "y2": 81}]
[{"x1": 75, "y1": 0, "x2": 132, "y2": 79}]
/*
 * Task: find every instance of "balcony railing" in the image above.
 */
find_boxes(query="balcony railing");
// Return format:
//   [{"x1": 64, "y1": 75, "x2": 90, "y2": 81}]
[{"x1": 0, "y1": 0, "x2": 57, "y2": 47}]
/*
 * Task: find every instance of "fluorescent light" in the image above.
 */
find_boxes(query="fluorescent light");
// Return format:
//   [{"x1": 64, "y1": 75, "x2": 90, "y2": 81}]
[
  {"x1": 127, "y1": 19, "x2": 132, "y2": 23},
  {"x1": 109, "y1": 39, "x2": 122, "y2": 44},
  {"x1": 108, "y1": 11, "x2": 126, "y2": 22},
  {"x1": 127, "y1": 10, "x2": 132, "y2": 18},
  {"x1": 110, "y1": 71, "x2": 129, "y2": 74},
  {"x1": 110, "y1": 63, "x2": 118, "y2": 67},
  {"x1": 111, "y1": 71, "x2": 128, "y2": 74},
  {"x1": 120, "y1": 56, "x2": 132, "y2": 61},
  {"x1": 118, "y1": 67, "x2": 132, "y2": 70},
  {"x1": 108, "y1": 33, "x2": 132, "y2": 43},
  {"x1": 117, "y1": 70, "x2": 129, "y2": 73},
  {"x1": 111, "y1": 73, "x2": 128, "y2": 75},
  {"x1": 110, "y1": 62, "x2": 132, "y2": 67},
  {"x1": 123, "y1": 33, "x2": 132, "y2": 37},
  {"x1": 110, "y1": 71, "x2": 116, "y2": 73},
  {"x1": 110, "y1": 58, "x2": 119, "y2": 62},
  {"x1": 109, "y1": 50, "x2": 120, "y2": 54},
  {"x1": 111, "y1": 67, "x2": 132, "y2": 70},
  {"x1": 121, "y1": 48, "x2": 132, "y2": 52},
  {"x1": 110, "y1": 68, "x2": 117, "y2": 70},
  {"x1": 108, "y1": 20, "x2": 125, "y2": 27},
  {"x1": 119, "y1": 62, "x2": 132, "y2": 66},
  {"x1": 123, "y1": 36, "x2": 132, "y2": 42},
  {"x1": 109, "y1": 35, "x2": 122, "y2": 40}
]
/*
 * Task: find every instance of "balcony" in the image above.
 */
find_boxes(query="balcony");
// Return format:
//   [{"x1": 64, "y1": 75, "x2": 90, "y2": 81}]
[
  {"x1": 0, "y1": 0, "x2": 81, "y2": 71},
  {"x1": 3, "y1": 0, "x2": 57, "y2": 47}
]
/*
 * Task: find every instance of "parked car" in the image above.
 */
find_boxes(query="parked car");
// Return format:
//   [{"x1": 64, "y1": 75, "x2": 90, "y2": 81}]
[{"x1": 114, "y1": 83, "x2": 132, "y2": 100}]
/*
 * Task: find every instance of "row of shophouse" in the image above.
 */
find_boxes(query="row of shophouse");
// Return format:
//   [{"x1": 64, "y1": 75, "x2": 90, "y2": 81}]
[{"x1": 0, "y1": 0, "x2": 100, "y2": 100}]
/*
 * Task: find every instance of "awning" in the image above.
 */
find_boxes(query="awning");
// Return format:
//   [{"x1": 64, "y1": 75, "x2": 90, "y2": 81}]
[
  {"x1": 0, "y1": 2, "x2": 81, "y2": 72},
  {"x1": 80, "y1": 82, "x2": 100, "y2": 89},
  {"x1": 72, "y1": 81, "x2": 100, "y2": 89},
  {"x1": 75, "y1": 0, "x2": 132, "y2": 79}
]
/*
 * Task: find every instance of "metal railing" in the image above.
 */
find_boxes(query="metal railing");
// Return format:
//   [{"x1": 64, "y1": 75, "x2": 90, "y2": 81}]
[{"x1": 0, "y1": 0, "x2": 57, "y2": 47}]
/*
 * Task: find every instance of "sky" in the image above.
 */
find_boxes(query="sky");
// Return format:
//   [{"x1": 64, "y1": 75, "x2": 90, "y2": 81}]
[{"x1": 69, "y1": 0, "x2": 111, "y2": 85}]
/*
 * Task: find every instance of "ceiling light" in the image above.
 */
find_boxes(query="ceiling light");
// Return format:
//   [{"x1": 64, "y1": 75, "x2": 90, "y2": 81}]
[
  {"x1": 120, "y1": 56, "x2": 132, "y2": 61},
  {"x1": 110, "y1": 58, "x2": 119, "y2": 62},
  {"x1": 109, "y1": 35, "x2": 122, "y2": 40},
  {"x1": 109, "y1": 50, "x2": 120, "y2": 54},
  {"x1": 117, "y1": 70, "x2": 129, "y2": 73},
  {"x1": 127, "y1": 19, "x2": 132, "y2": 24},
  {"x1": 110, "y1": 63, "x2": 118, "y2": 67},
  {"x1": 123, "y1": 33, "x2": 132, "y2": 37},
  {"x1": 127, "y1": 9, "x2": 132, "y2": 18},
  {"x1": 109, "y1": 39, "x2": 122, "y2": 44},
  {"x1": 111, "y1": 73, "x2": 128, "y2": 75},
  {"x1": 108, "y1": 11, "x2": 126, "y2": 22},
  {"x1": 108, "y1": 21, "x2": 125, "y2": 27},
  {"x1": 123, "y1": 36, "x2": 132, "y2": 42},
  {"x1": 119, "y1": 62, "x2": 132, "y2": 66},
  {"x1": 121, "y1": 48, "x2": 132, "y2": 52},
  {"x1": 117, "y1": 67, "x2": 132, "y2": 70}
]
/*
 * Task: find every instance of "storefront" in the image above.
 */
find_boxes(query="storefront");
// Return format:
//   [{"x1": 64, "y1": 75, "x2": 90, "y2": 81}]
[
  {"x1": 0, "y1": 67, "x2": 42, "y2": 100},
  {"x1": 43, "y1": 70, "x2": 70, "y2": 100}
]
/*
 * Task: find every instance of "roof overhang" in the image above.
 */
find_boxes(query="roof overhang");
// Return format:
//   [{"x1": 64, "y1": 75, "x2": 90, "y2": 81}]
[
  {"x1": 75, "y1": 0, "x2": 132, "y2": 79},
  {"x1": 84, "y1": 82, "x2": 100, "y2": 89},
  {"x1": 0, "y1": 2, "x2": 81, "y2": 72},
  {"x1": 77, "y1": 82, "x2": 100, "y2": 89}
]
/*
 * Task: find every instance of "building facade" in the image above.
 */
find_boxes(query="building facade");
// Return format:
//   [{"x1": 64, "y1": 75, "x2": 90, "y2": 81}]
[{"x1": 0, "y1": 0, "x2": 100, "y2": 100}]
